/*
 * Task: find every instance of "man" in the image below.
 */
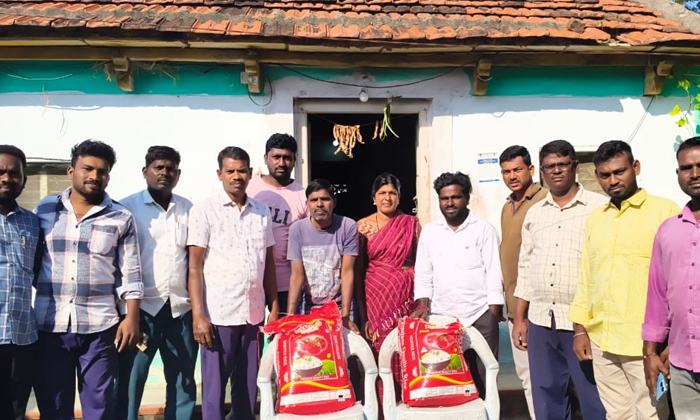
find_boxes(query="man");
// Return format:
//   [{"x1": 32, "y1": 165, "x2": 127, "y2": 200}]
[
  {"x1": 188, "y1": 146, "x2": 279, "y2": 420},
  {"x1": 0, "y1": 145, "x2": 41, "y2": 420},
  {"x1": 116, "y1": 146, "x2": 196, "y2": 420},
  {"x1": 512, "y1": 140, "x2": 608, "y2": 420},
  {"x1": 34, "y1": 140, "x2": 143, "y2": 419},
  {"x1": 643, "y1": 136, "x2": 700, "y2": 419},
  {"x1": 571, "y1": 140, "x2": 678, "y2": 419},
  {"x1": 286, "y1": 178, "x2": 359, "y2": 333},
  {"x1": 247, "y1": 133, "x2": 307, "y2": 315},
  {"x1": 412, "y1": 171, "x2": 504, "y2": 398},
  {"x1": 499, "y1": 145, "x2": 547, "y2": 419}
]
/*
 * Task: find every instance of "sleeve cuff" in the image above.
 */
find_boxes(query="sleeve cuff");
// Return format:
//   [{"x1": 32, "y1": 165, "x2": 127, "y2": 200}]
[
  {"x1": 568, "y1": 305, "x2": 590, "y2": 325},
  {"x1": 513, "y1": 285, "x2": 530, "y2": 301},
  {"x1": 487, "y1": 292, "x2": 505, "y2": 305},
  {"x1": 118, "y1": 283, "x2": 144, "y2": 300},
  {"x1": 642, "y1": 323, "x2": 670, "y2": 343}
]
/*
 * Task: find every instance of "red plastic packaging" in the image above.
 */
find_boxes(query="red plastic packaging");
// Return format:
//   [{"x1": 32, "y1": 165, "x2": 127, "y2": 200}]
[
  {"x1": 398, "y1": 317, "x2": 479, "y2": 407},
  {"x1": 262, "y1": 303, "x2": 356, "y2": 415}
]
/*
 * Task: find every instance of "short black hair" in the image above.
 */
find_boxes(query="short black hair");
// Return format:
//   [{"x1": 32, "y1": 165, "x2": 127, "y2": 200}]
[
  {"x1": 500, "y1": 145, "x2": 532, "y2": 166},
  {"x1": 0, "y1": 145, "x2": 27, "y2": 170},
  {"x1": 265, "y1": 133, "x2": 298, "y2": 155},
  {"x1": 433, "y1": 172, "x2": 472, "y2": 197},
  {"x1": 306, "y1": 178, "x2": 335, "y2": 198},
  {"x1": 217, "y1": 146, "x2": 250, "y2": 169},
  {"x1": 371, "y1": 172, "x2": 401, "y2": 198},
  {"x1": 539, "y1": 140, "x2": 577, "y2": 165},
  {"x1": 677, "y1": 136, "x2": 700, "y2": 158},
  {"x1": 593, "y1": 140, "x2": 634, "y2": 167},
  {"x1": 71, "y1": 140, "x2": 116, "y2": 169},
  {"x1": 145, "y1": 146, "x2": 181, "y2": 167}
]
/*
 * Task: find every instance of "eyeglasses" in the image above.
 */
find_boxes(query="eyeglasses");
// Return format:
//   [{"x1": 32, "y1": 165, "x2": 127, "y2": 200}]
[{"x1": 541, "y1": 161, "x2": 576, "y2": 173}]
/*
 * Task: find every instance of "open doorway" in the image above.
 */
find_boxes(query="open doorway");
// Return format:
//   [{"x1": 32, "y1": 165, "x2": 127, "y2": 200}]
[{"x1": 307, "y1": 113, "x2": 418, "y2": 221}]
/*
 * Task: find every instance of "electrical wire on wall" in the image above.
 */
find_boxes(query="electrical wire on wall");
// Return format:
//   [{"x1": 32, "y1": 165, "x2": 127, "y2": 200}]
[
  {"x1": 246, "y1": 73, "x2": 273, "y2": 107},
  {"x1": 271, "y1": 64, "x2": 466, "y2": 89}
]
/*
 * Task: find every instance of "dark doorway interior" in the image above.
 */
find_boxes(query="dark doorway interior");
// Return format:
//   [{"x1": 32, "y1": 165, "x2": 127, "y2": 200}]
[{"x1": 308, "y1": 113, "x2": 418, "y2": 222}]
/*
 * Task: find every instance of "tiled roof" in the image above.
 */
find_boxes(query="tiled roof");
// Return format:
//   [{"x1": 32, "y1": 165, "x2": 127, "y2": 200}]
[{"x1": 0, "y1": 0, "x2": 698, "y2": 47}]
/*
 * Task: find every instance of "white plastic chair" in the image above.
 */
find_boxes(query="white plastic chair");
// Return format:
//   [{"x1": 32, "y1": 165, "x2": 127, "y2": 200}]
[
  {"x1": 378, "y1": 315, "x2": 500, "y2": 420},
  {"x1": 257, "y1": 328, "x2": 379, "y2": 420}
]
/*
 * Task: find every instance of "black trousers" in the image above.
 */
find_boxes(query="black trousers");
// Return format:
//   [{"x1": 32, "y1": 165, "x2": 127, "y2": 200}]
[{"x1": 0, "y1": 342, "x2": 37, "y2": 420}]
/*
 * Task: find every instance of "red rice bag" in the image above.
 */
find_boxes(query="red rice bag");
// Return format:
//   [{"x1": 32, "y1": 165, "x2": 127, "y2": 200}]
[
  {"x1": 262, "y1": 303, "x2": 355, "y2": 415},
  {"x1": 398, "y1": 317, "x2": 479, "y2": 407}
]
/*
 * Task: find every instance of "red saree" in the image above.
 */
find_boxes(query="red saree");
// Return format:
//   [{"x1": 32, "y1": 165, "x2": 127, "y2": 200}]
[{"x1": 364, "y1": 213, "x2": 418, "y2": 352}]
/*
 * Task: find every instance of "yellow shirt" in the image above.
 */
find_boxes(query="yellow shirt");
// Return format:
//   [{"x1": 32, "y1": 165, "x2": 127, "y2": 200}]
[{"x1": 569, "y1": 189, "x2": 680, "y2": 356}]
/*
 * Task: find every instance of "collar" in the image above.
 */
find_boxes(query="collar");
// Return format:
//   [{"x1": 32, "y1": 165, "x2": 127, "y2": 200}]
[
  {"x1": 438, "y1": 209, "x2": 476, "y2": 232},
  {"x1": 679, "y1": 202, "x2": 698, "y2": 224},
  {"x1": 218, "y1": 188, "x2": 250, "y2": 208},
  {"x1": 506, "y1": 182, "x2": 544, "y2": 203},
  {"x1": 603, "y1": 188, "x2": 647, "y2": 211},
  {"x1": 60, "y1": 187, "x2": 112, "y2": 212},
  {"x1": 0, "y1": 202, "x2": 23, "y2": 217},
  {"x1": 543, "y1": 183, "x2": 587, "y2": 209},
  {"x1": 141, "y1": 189, "x2": 175, "y2": 209}
]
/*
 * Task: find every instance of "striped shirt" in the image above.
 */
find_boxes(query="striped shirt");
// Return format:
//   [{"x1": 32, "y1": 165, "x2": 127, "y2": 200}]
[
  {"x1": 514, "y1": 186, "x2": 608, "y2": 331},
  {"x1": 0, "y1": 205, "x2": 41, "y2": 345},
  {"x1": 35, "y1": 188, "x2": 143, "y2": 334}
]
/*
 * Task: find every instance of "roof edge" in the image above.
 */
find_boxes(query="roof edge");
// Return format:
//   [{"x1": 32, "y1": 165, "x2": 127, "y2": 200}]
[{"x1": 632, "y1": 0, "x2": 700, "y2": 34}]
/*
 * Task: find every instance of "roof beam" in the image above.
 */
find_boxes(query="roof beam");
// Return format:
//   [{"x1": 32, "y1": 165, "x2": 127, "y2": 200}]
[{"x1": 0, "y1": 47, "x2": 699, "y2": 68}]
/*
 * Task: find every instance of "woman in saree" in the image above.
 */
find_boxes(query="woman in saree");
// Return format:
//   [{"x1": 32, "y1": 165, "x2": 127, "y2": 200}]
[{"x1": 355, "y1": 173, "x2": 421, "y2": 402}]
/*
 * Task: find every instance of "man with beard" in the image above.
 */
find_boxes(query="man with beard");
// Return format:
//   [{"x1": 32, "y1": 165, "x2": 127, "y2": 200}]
[
  {"x1": 115, "y1": 146, "x2": 197, "y2": 420},
  {"x1": 187, "y1": 146, "x2": 278, "y2": 420},
  {"x1": 247, "y1": 134, "x2": 308, "y2": 315},
  {"x1": 411, "y1": 171, "x2": 504, "y2": 398},
  {"x1": 571, "y1": 140, "x2": 678, "y2": 419},
  {"x1": 286, "y1": 178, "x2": 359, "y2": 333},
  {"x1": 513, "y1": 140, "x2": 607, "y2": 420},
  {"x1": 0, "y1": 145, "x2": 41, "y2": 420},
  {"x1": 34, "y1": 140, "x2": 143, "y2": 420},
  {"x1": 499, "y1": 145, "x2": 548, "y2": 419},
  {"x1": 643, "y1": 136, "x2": 700, "y2": 419}
]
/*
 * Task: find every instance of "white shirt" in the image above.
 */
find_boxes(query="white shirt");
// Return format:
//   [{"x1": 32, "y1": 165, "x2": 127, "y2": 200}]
[
  {"x1": 414, "y1": 211, "x2": 505, "y2": 326},
  {"x1": 187, "y1": 189, "x2": 275, "y2": 326},
  {"x1": 120, "y1": 190, "x2": 192, "y2": 318}
]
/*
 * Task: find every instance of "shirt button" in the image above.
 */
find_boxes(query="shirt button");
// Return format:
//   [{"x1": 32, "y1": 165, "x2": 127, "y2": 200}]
[
  {"x1": 611, "y1": 237, "x2": 615, "y2": 241},
  {"x1": 694, "y1": 242, "x2": 698, "y2": 246},
  {"x1": 558, "y1": 226, "x2": 561, "y2": 229},
  {"x1": 693, "y1": 335, "x2": 697, "y2": 339},
  {"x1": 555, "y1": 243, "x2": 559, "y2": 247},
  {"x1": 615, "y1": 218, "x2": 619, "y2": 222},
  {"x1": 550, "y1": 284, "x2": 554, "y2": 287},
  {"x1": 552, "y1": 263, "x2": 556, "y2": 266}
]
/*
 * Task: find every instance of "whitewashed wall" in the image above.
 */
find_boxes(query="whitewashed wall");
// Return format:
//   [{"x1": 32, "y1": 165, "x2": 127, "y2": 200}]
[{"x1": 0, "y1": 69, "x2": 693, "y2": 233}]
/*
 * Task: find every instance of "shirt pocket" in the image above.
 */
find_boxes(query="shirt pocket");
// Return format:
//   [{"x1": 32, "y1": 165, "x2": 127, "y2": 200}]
[
  {"x1": 459, "y1": 240, "x2": 483, "y2": 268},
  {"x1": 89, "y1": 224, "x2": 119, "y2": 255},
  {"x1": 175, "y1": 218, "x2": 188, "y2": 248},
  {"x1": 17, "y1": 229, "x2": 36, "y2": 272}
]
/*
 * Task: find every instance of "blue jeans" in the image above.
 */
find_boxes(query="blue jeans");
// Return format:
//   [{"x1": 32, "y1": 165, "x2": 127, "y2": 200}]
[{"x1": 115, "y1": 304, "x2": 197, "y2": 420}]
